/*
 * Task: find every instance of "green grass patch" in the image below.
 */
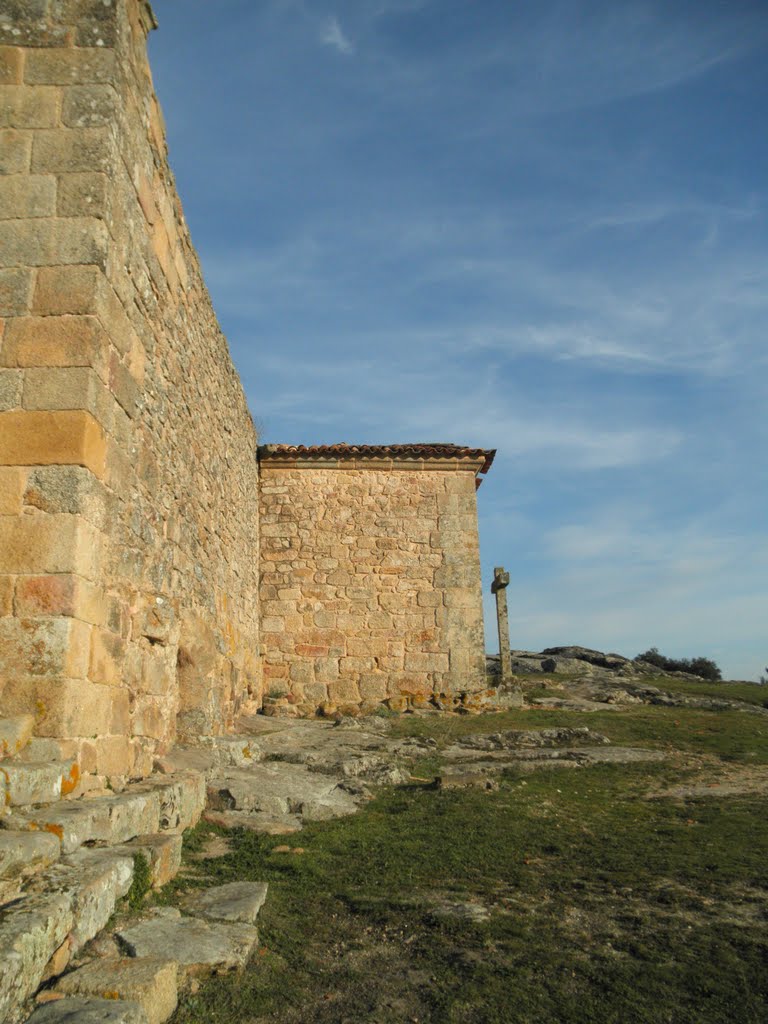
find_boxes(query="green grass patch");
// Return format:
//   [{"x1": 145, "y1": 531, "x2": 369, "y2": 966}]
[
  {"x1": 171, "y1": 770, "x2": 768, "y2": 1024},
  {"x1": 652, "y1": 677, "x2": 768, "y2": 707},
  {"x1": 386, "y1": 704, "x2": 768, "y2": 765},
  {"x1": 169, "y1": 706, "x2": 768, "y2": 1024}
]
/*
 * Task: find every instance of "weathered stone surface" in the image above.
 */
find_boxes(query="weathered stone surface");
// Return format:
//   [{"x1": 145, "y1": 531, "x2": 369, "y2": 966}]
[
  {"x1": 8, "y1": 784, "x2": 160, "y2": 854},
  {"x1": 193, "y1": 735, "x2": 264, "y2": 769},
  {"x1": 0, "y1": 714, "x2": 35, "y2": 758},
  {"x1": 259, "y1": 453, "x2": 489, "y2": 713},
  {"x1": 113, "y1": 833, "x2": 183, "y2": 889},
  {"x1": 117, "y1": 914, "x2": 259, "y2": 974},
  {"x1": 1, "y1": 760, "x2": 80, "y2": 807},
  {"x1": 0, "y1": 892, "x2": 74, "y2": 1023},
  {"x1": 184, "y1": 882, "x2": 268, "y2": 925},
  {"x1": 56, "y1": 958, "x2": 177, "y2": 1024},
  {"x1": 201, "y1": 809, "x2": 302, "y2": 835},
  {"x1": 143, "y1": 772, "x2": 206, "y2": 834},
  {"x1": 0, "y1": 0, "x2": 261, "y2": 763},
  {"x1": 26, "y1": 997, "x2": 148, "y2": 1024},
  {"x1": 0, "y1": 174, "x2": 56, "y2": 218},
  {"x1": 206, "y1": 762, "x2": 366, "y2": 822},
  {"x1": 454, "y1": 727, "x2": 611, "y2": 752},
  {"x1": 35, "y1": 848, "x2": 134, "y2": 950},
  {"x1": 0, "y1": 830, "x2": 60, "y2": 902}
]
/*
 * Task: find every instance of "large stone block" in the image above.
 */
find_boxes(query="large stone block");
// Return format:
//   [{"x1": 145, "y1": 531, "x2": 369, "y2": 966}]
[
  {"x1": 0, "y1": 127, "x2": 31, "y2": 174},
  {"x1": 0, "y1": 616, "x2": 91, "y2": 681},
  {"x1": 27, "y1": 998, "x2": 148, "y2": 1024},
  {"x1": 24, "y1": 48, "x2": 117, "y2": 86},
  {"x1": 0, "y1": 513, "x2": 101, "y2": 576},
  {"x1": 0, "y1": 714, "x2": 34, "y2": 757},
  {"x1": 1, "y1": 676, "x2": 114, "y2": 737},
  {"x1": 0, "y1": 465, "x2": 25, "y2": 514},
  {"x1": 32, "y1": 264, "x2": 102, "y2": 315},
  {"x1": 0, "y1": 892, "x2": 74, "y2": 1024},
  {"x1": 0, "y1": 174, "x2": 56, "y2": 219},
  {"x1": 56, "y1": 958, "x2": 178, "y2": 1024},
  {"x1": 0, "y1": 85, "x2": 59, "y2": 129},
  {"x1": 0, "y1": 315, "x2": 105, "y2": 376},
  {"x1": 61, "y1": 84, "x2": 118, "y2": 128},
  {"x1": 23, "y1": 465, "x2": 111, "y2": 525},
  {"x1": 0, "y1": 410, "x2": 107, "y2": 476},
  {"x1": 0, "y1": 367, "x2": 23, "y2": 409},
  {"x1": 0, "y1": 46, "x2": 24, "y2": 86},
  {"x1": 32, "y1": 126, "x2": 112, "y2": 174},
  {"x1": 43, "y1": 848, "x2": 134, "y2": 949},
  {"x1": 56, "y1": 171, "x2": 108, "y2": 217},
  {"x1": 17, "y1": 574, "x2": 109, "y2": 627},
  {"x1": 0, "y1": 217, "x2": 107, "y2": 268},
  {"x1": 0, "y1": 266, "x2": 32, "y2": 314}
]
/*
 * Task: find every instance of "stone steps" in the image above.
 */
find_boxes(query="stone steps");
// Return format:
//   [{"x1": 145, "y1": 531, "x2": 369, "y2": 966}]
[
  {"x1": 25, "y1": 881, "x2": 270, "y2": 1024},
  {"x1": 4, "y1": 772, "x2": 205, "y2": 855},
  {"x1": 0, "y1": 768, "x2": 206, "y2": 1024},
  {"x1": 0, "y1": 831, "x2": 61, "y2": 904},
  {"x1": 1, "y1": 761, "x2": 81, "y2": 809}
]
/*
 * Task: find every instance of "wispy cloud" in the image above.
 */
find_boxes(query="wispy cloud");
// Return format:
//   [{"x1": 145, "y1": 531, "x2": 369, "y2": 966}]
[{"x1": 320, "y1": 15, "x2": 354, "y2": 55}]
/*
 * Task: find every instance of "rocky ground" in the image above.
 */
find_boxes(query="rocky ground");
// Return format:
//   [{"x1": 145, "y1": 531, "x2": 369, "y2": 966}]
[{"x1": 4, "y1": 661, "x2": 768, "y2": 1023}]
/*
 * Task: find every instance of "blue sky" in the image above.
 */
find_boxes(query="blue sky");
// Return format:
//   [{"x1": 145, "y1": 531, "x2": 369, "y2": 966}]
[{"x1": 149, "y1": 0, "x2": 768, "y2": 680}]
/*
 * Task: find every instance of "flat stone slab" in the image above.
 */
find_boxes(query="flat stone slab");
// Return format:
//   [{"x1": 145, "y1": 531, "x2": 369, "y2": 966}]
[
  {"x1": 0, "y1": 891, "x2": 74, "y2": 1023},
  {"x1": 184, "y1": 882, "x2": 268, "y2": 924},
  {"x1": 1, "y1": 761, "x2": 79, "y2": 808},
  {"x1": 31, "y1": 849, "x2": 134, "y2": 951},
  {"x1": 56, "y1": 958, "x2": 177, "y2": 1024},
  {"x1": 26, "y1": 997, "x2": 148, "y2": 1024},
  {"x1": 206, "y1": 762, "x2": 365, "y2": 821},
  {"x1": 202, "y1": 808, "x2": 302, "y2": 834},
  {"x1": 7, "y1": 773, "x2": 205, "y2": 854},
  {"x1": 0, "y1": 830, "x2": 60, "y2": 899},
  {"x1": 116, "y1": 914, "x2": 258, "y2": 974}
]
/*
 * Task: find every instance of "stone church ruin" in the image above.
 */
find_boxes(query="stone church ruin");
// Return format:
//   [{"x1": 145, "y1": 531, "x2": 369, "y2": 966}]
[{"x1": 0, "y1": 1, "x2": 495, "y2": 792}]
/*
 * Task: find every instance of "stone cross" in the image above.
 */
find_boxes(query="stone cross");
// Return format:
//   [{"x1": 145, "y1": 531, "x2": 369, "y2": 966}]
[{"x1": 491, "y1": 566, "x2": 512, "y2": 684}]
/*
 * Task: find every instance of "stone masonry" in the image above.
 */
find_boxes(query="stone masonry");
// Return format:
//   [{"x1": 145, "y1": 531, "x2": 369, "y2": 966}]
[
  {"x1": 258, "y1": 445, "x2": 494, "y2": 715},
  {"x1": 0, "y1": 0, "x2": 260, "y2": 787},
  {"x1": 0, "y1": 0, "x2": 497, "y2": 791}
]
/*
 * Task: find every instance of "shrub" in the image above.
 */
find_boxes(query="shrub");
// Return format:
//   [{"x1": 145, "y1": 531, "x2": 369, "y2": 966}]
[{"x1": 635, "y1": 647, "x2": 722, "y2": 681}]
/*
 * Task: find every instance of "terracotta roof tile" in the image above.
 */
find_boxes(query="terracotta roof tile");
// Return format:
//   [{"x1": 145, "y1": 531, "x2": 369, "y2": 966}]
[{"x1": 259, "y1": 443, "x2": 495, "y2": 476}]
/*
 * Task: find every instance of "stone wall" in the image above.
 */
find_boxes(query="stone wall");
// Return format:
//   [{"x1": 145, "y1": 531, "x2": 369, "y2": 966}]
[
  {"x1": 258, "y1": 447, "x2": 491, "y2": 714},
  {"x1": 0, "y1": 1, "x2": 261, "y2": 784}
]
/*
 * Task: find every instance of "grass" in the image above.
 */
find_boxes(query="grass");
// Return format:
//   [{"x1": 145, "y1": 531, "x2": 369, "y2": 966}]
[
  {"x1": 387, "y1": 703, "x2": 768, "y2": 765},
  {"x1": 513, "y1": 671, "x2": 768, "y2": 709},
  {"x1": 167, "y1": 702, "x2": 768, "y2": 1024}
]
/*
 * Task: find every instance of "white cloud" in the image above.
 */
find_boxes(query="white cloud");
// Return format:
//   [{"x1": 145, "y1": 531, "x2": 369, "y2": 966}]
[{"x1": 320, "y1": 15, "x2": 354, "y2": 55}]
